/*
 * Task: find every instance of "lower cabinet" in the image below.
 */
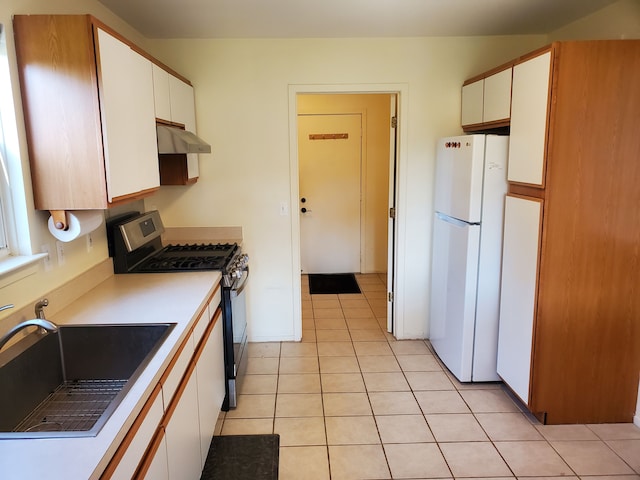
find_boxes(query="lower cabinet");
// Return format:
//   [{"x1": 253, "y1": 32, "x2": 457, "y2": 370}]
[
  {"x1": 139, "y1": 428, "x2": 169, "y2": 479},
  {"x1": 164, "y1": 361, "x2": 202, "y2": 480},
  {"x1": 496, "y1": 194, "x2": 543, "y2": 404},
  {"x1": 101, "y1": 288, "x2": 223, "y2": 480},
  {"x1": 196, "y1": 310, "x2": 225, "y2": 465}
]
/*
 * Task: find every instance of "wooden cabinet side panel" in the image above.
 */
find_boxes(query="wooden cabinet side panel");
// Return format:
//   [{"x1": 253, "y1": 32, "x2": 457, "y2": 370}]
[
  {"x1": 13, "y1": 15, "x2": 107, "y2": 210},
  {"x1": 532, "y1": 40, "x2": 640, "y2": 424}
]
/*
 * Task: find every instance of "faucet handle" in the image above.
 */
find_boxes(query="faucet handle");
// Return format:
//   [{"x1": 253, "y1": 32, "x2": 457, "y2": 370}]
[
  {"x1": 0, "y1": 304, "x2": 14, "y2": 312},
  {"x1": 35, "y1": 299, "x2": 49, "y2": 319}
]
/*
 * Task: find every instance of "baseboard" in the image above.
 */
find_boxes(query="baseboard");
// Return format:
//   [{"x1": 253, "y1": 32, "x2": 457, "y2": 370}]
[{"x1": 634, "y1": 414, "x2": 640, "y2": 429}]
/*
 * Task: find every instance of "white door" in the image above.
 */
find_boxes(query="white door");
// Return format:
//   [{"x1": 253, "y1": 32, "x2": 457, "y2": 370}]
[
  {"x1": 298, "y1": 114, "x2": 362, "y2": 274},
  {"x1": 429, "y1": 213, "x2": 480, "y2": 382}
]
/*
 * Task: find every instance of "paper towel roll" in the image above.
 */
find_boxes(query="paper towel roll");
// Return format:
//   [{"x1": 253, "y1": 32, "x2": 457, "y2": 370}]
[{"x1": 47, "y1": 210, "x2": 104, "y2": 242}]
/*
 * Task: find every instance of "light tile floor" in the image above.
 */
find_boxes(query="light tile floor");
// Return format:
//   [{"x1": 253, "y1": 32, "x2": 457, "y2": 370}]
[{"x1": 215, "y1": 273, "x2": 640, "y2": 479}]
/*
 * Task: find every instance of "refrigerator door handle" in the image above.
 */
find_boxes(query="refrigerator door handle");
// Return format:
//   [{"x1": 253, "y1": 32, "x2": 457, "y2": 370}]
[{"x1": 436, "y1": 212, "x2": 478, "y2": 227}]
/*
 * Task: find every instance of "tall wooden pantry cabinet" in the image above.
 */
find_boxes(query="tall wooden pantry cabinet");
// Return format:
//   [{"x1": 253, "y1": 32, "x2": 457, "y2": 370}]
[{"x1": 496, "y1": 41, "x2": 640, "y2": 424}]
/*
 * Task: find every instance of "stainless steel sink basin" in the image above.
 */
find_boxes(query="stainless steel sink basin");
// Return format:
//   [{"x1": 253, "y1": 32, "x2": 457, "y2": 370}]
[{"x1": 0, "y1": 323, "x2": 175, "y2": 438}]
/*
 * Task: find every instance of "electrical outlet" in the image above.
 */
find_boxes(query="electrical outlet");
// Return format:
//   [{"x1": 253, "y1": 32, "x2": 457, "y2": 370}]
[
  {"x1": 86, "y1": 233, "x2": 94, "y2": 252},
  {"x1": 279, "y1": 202, "x2": 288, "y2": 216},
  {"x1": 41, "y1": 244, "x2": 52, "y2": 272},
  {"x1": 56, "y1": 241, "x2": 66, "y2": 266}
]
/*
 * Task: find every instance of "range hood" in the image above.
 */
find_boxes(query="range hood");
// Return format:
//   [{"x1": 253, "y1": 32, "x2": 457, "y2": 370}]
[{"x1": 156, "y1": 124, "x2": 211, "y2": 154}]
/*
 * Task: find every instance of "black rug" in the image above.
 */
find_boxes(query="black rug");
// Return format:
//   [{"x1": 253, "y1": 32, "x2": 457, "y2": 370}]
[
  {"x1": 308, "y1": 273, "x2": 361, "y2": 294},
  {"x1": 200, "y1": 434, "x2": 279, "y2": 480}
]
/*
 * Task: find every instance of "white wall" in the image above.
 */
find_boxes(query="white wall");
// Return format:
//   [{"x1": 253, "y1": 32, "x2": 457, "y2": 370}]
[{"x1": 144, "y1": 35, "x2": 546, "y2": 341}]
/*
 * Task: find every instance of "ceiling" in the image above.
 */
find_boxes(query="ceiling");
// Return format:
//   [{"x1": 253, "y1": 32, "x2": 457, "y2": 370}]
[{"x1": 97, "y1": 0, "x2": 618, "y2": 39}]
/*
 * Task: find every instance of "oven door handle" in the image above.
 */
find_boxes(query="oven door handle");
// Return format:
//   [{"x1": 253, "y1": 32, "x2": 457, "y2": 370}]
[{"x1": 231, "y1": 267, "x2": 249, "y2": 297}]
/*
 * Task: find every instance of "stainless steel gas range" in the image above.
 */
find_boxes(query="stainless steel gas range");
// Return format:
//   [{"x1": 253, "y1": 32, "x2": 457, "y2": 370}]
[{"x1": 106, "y1": 210, "x2": 248, "y2": 410}]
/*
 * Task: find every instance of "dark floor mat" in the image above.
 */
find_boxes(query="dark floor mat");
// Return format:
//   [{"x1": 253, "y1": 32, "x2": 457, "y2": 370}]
[
  {"x1": 200, "y1": 434, "x2": 279, "y2": 480},
  {"x1": 308, "y1": 273, "x2": 361, "y2": 294}
]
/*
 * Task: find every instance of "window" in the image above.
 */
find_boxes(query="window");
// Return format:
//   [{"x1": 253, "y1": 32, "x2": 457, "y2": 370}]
[
  {"x1": 0, "y1": 22, "x2": 44, "y2": 277},
  {"x1": 0, "y1": 147, "x2": 9, "y2": 259}
]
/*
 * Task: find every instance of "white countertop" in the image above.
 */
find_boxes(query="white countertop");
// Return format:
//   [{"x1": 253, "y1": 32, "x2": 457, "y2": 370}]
[{"x1": 0, "y1": 270, "x2": 221, "y2": 480}]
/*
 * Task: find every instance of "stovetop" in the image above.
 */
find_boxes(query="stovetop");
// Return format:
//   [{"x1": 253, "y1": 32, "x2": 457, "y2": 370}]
[
  {"x1": 107, "y1": 211, "x2": 243, "y2": 274},
  {"x1": 132, "y1": 243, "x2": 238, "y2": 273}
]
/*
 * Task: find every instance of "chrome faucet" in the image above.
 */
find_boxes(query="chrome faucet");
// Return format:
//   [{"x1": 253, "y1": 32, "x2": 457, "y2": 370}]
[
  {"x1": 0, "y1": 318, "x2": 59, "y2": 353},
  {"x1": 35, "y1": 299, "x2": 49, "y2": 320},
  {"x1": 0, "y1": 300, "x2": 58, "y2": 353}
]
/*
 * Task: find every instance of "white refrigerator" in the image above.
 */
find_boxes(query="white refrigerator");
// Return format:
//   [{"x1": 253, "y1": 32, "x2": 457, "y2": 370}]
[{"x1": 429, "y1": 134, "x2": 508, "y2": 382}]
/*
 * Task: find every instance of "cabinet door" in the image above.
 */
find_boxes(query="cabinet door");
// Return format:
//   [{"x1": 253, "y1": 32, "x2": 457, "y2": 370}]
[
  {"x1": 497, "y1": 195, "x2": 543, "y2": 404},
  {"x1": 138, "y1": 428, "x2": 169, "y2": 480},
  {"x1": 461, "y1": 79, "x2": 484, "y2": 126},
  {"x1": 483, "y1": 68, "x2": 512, "y2": 123},
  {"x1": 169, "y1": 76, "x2": 200, "y2": 180},
  {"x1": 508, "y1": 51, "x2": 551, "y2": 186},
  {"x1": 196, "y1": 309, "x2": 226, "y2": 465},
  {"x1": 152, "y1": 64, "x2": 172, "y2": 121},
  {"x1": 109, "y1": 389, "x2": 164, "y2": 479},
  {"x1": 164, "y1": 366, "x2": 202, "y2": 480},
  {"x1": 96, "y1": 28, "x2": 160, "y2": 202}
]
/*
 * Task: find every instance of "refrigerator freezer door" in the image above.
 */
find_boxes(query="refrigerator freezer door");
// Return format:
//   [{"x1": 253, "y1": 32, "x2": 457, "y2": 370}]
[
  {"x1": 434, "y1": 135, "x2": 486, "y2": 223},
  {"x1": 429, "y1": 213, "x2": 480, "y2": 382}
]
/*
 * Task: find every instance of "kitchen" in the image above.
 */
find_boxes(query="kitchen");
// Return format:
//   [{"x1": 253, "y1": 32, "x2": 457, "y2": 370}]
[{"x1": 0, "y1": 0, "x2": 639, "y2": 478}]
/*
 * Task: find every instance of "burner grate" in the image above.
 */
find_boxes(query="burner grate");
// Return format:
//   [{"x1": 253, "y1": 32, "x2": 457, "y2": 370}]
[{"x1": 131, "y1": 243, "x2": 238, "y2": 272}]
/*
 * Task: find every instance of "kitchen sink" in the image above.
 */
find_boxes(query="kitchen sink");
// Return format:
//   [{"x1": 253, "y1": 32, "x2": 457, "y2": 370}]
[{"x1": 0, "y1": 323, "x2": 175, "y2": 438}]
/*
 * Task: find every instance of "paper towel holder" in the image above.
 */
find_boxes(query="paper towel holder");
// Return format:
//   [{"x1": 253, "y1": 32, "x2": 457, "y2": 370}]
[{"x1": 50, "y1": 210, "x2": 68, "y2": 231}]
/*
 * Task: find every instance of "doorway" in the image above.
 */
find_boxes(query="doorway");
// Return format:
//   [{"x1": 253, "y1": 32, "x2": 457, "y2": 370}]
[{"x1": 295, "y1": 92, "x2": 398, "y2": 333}]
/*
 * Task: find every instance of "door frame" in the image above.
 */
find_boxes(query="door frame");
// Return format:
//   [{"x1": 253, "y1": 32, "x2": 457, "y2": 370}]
[{"x1": 288, "y1": 83, "x2": 409, "y2": 341}]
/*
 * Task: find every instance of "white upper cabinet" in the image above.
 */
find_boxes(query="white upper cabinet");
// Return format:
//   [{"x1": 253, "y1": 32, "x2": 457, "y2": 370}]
[
  {"x1": 507, "y1": 51, "x2": 552, "y2": 186},
  {"x1": 169, "y1": 76, "x2": 197, "y2": 131},
  {"x1": 461, "y1": 67, "x2": 512, "y2": 128},
  {"x1": 152, "y1": 66, "x2": 200, "y2": 182},
  {"x1": 97, "y1": 28, "x2": 160, "y2": 202},
  {"x1": 13, "y1": 15, "x2": 161, "y2": 210},
  {"x1": 483, "y1": 68, "x2": 512, "y2": 123},
  {"x1": 461, "y1": 80, "x2": 484, "y2": 126},
  {"x1": 152, "y1": 64, "x2": 172, "y2": 121},
  {"x1": 170, "y1": 77, "x2": 199, "y2": 181}
]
